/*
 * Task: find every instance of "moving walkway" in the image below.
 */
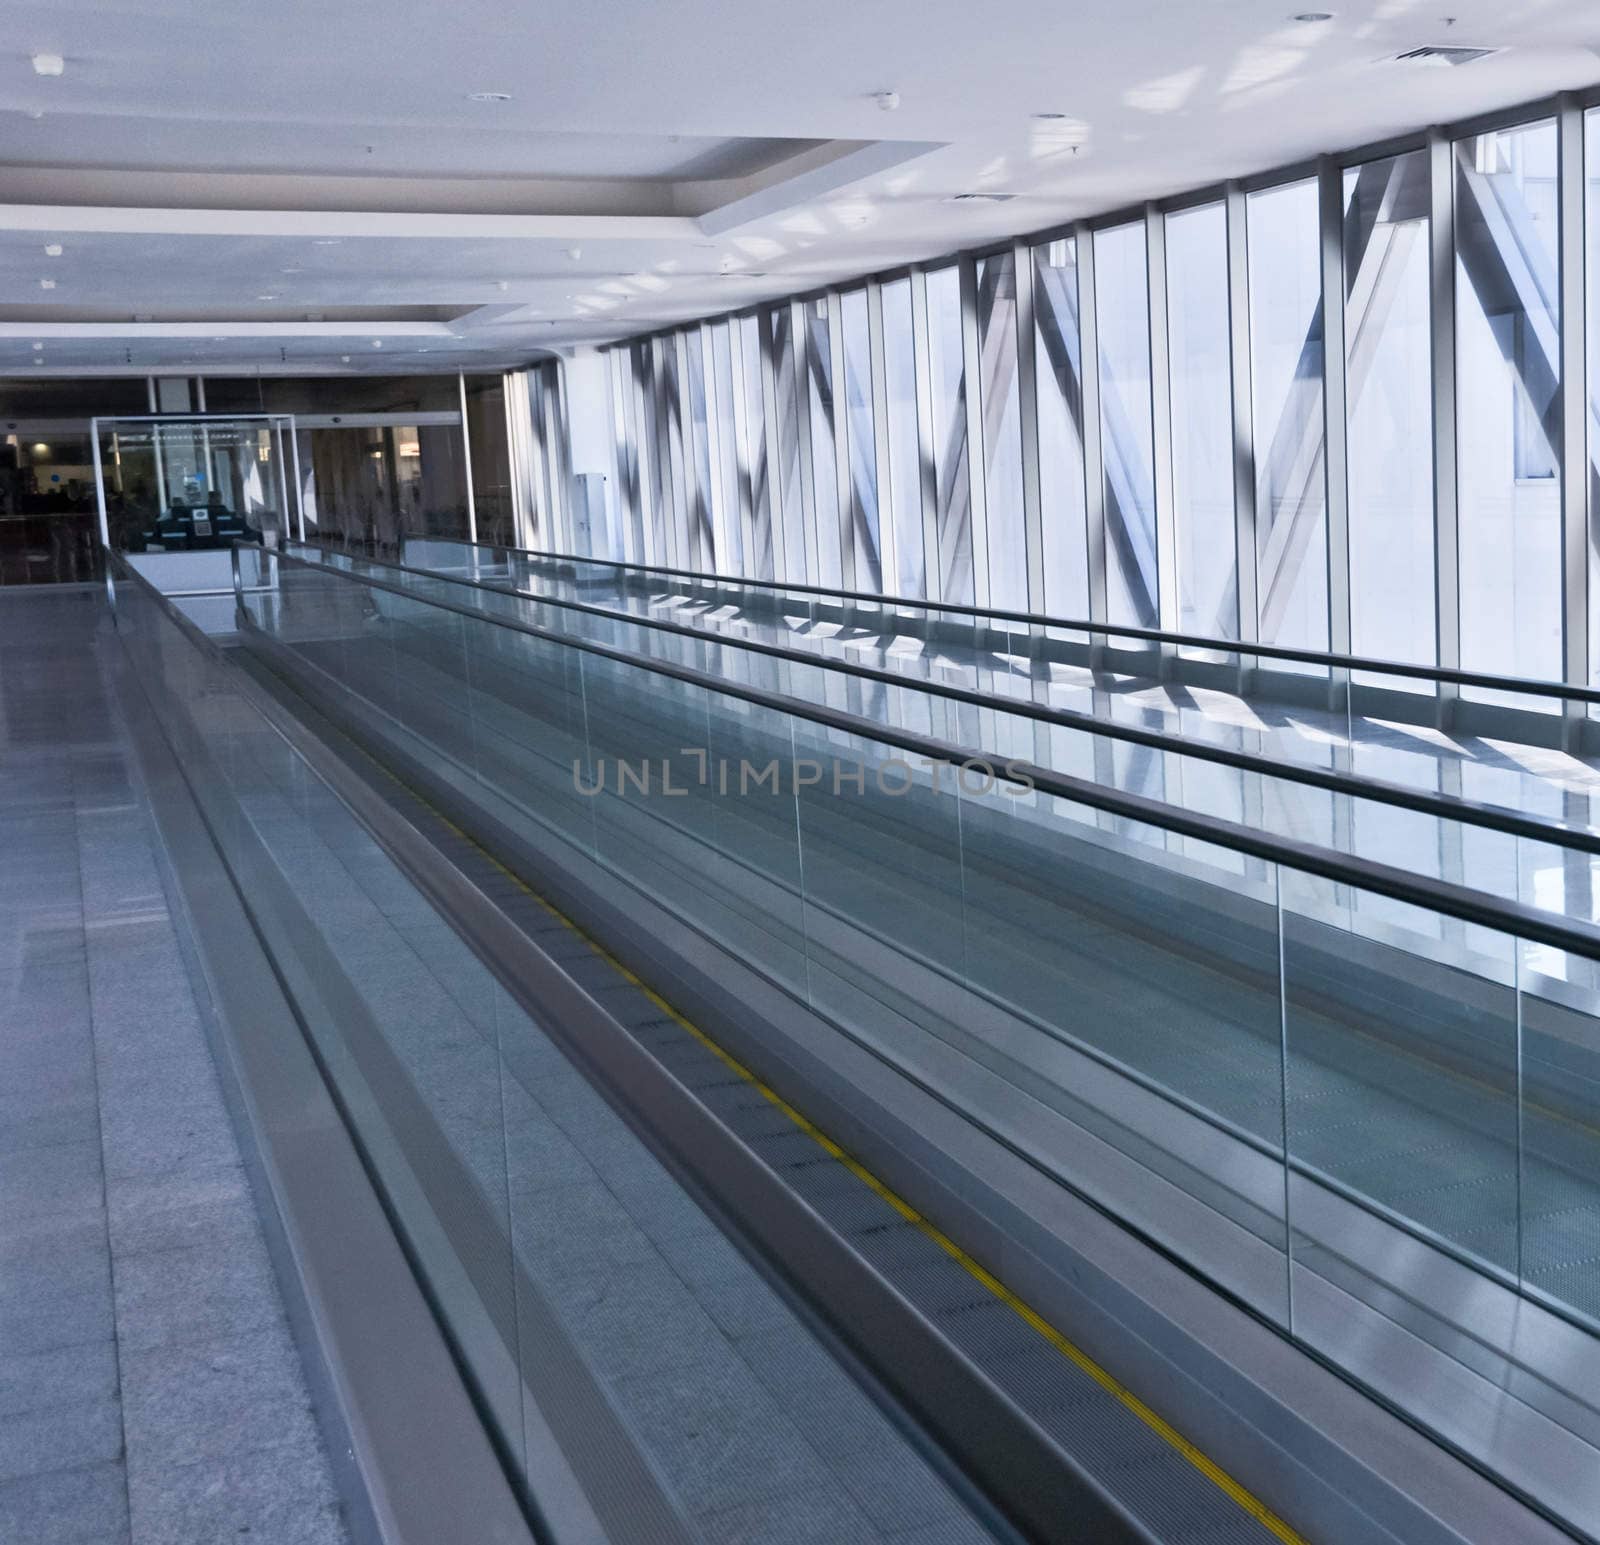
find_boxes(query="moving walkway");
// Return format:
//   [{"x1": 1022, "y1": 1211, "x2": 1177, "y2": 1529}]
[
  {"x1": 107, "y1": 543, "x2": 1600, "y2": 1542},
  {"x1": 387, "y1": 534, "x2": 1600, "y2": 842}
]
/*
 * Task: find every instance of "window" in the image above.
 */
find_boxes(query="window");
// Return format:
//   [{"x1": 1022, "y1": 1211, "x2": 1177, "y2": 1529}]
[
  {"x1": 708, "y1": 322, "x2": 742, "y2": 573},
  {"x1": 839, "y1": 288, "x2": 882, "y2": 590},
  {"x1": 739, "y1": 314, "x2": 774, "y2": 580},
  {"x1": 881, "y1": 277, "x2": 926, "y2": 597},
  {"x1": 806, "y1": 298, "x2": 842, "y2": 587},
  {"x1": 1346, "y1": 150, "x2": 1435, "y2": 665},
  {"x1": 1165, "y1": 203, "x2": 1235, "y2": 638},
  {"x1": 770, "y1": 305, "x2": 806, "y2": 583},
  {"x1": 1248, "y1": 178, "x2": 1327, "y2": 650},
  {"x1": 1032, "y1": 237, "x2": 1090, "y2": 620},
  {"x1": 683, "y1": 328, "x2": 715, "y2": 569},
  {"x1": 925, "y1": 265, "x2": 973, "y2": 603},
  {"x1": 1094, "y1": 221, "x2": 1158, "y2": 628},
  {"x1": 976, "y1": 251, "x2": 1026, "y2": 609},
  {"x1": 1456, "y1": 120, "x2": 1560, "y2": 682}
]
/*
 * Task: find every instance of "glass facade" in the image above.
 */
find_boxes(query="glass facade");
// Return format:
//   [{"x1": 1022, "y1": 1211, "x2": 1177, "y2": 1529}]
[
  {"x1": 1033, "y1": 238, "x2": 1089, "y2": 618},
  {"x1": 576, "y1": 96, "x2": 1600, "y2": 697},
  {"x1": 1165, "y1": 203, "x2": 1235, "y2": 638},
  {"x1": 976, "y1": 251, "x2": 1026, "y2": 610},
  {"x1": 881, "y1": 277, "x2": 925, "y2": 597},
  {"x1": 1095, "y1": 222, "x2": 1159, "y2": 628},
  {"x1": 1456, "y1": 120, "x2": 1561, "y2": 683},
  {"x1": 1346, "y1": 151, "x2": 1435, "y2": 665},
  {"x1": 1249, "y1": 177, "x2": 1328, "y2": 651}
]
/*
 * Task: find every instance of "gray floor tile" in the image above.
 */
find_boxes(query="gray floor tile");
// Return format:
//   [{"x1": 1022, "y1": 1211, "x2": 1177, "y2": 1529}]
[
  {"x1": 0, "y1": 1397, "x2": 124, "y2": 1484},
  {"x1": 126, "y1": 1443, "x2": 345, "y2": 1545},
  {"x1": 0, "y1": 1139, "x2": 105, "y2": 1225},
  {"x1": 106, "y1": 1164, "x2": 257, "y2": 1258},
  {"x1": 0, "y1": 1458, "x2": 128, "y2": 1544},
  {"x1": 698, "y1": 1483, "x2": 881, "y2": 1545},
  {"x1": 610, "y1": 1357, "x2": 833, "y2": 1518},
  {"x1": 111, "y1": 1233, "x2": 284, "y2": 1355},
  {"x1": 119, "y1": 1323, "x2": 319, "y2": 1472},
  {"x1": 0, "y1": 1340, "x2": 120, "y2": 1422}
]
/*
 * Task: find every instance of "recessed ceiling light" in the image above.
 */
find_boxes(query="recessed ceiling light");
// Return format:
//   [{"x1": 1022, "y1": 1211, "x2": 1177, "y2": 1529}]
[
  {"x1": 340, "y1": 354, "x2": 352, "y2": 363},
  {"x1": 567, "y1": 246, "x2": 582, "y2": 262},
  {"x1": 43, "y1": 243, "x2": 62, "y2": 257},
  {"x1": 256, "y1": 293, "x2": 277, "y2": 301},
  {"x1": 371, "y1": 339, "x2": 383, "y2": 348},
  {"x1": 38, "y1": 277, "x2": 55, "y2": 289},
  {"x1": 467, "y1": 91, "x2": 512, "y2": 102},
  {"x1": 31, "y1": 52, "x2": 64, "y2": 78},
  {"x1": 31, "y1": 341, "x2": 43, "y2": 351},
  {"x1": 312, "y1": 238, "x2": 342, "y2": 246}
]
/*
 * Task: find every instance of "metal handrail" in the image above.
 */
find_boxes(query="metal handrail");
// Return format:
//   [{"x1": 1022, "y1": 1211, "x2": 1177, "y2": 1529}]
[
  {"x1": 401, "y1": 531, "x2": 1600, "y2": 709},
  {"x1": 236, "y1": 541, "x2": 1600, "y2": 963},
  {"x1": 290, "y1": 537, "x2": 1600, "y2": 860}
]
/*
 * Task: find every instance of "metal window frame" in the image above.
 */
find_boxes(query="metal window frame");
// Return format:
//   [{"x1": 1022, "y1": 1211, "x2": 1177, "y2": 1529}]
[{"x1": 575, "y1": 80, "x2": 1600, "y2": 687}]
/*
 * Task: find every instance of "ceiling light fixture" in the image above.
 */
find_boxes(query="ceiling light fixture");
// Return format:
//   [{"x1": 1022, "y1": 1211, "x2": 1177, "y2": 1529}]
[
  {"x1": 340, "y1": 354, "x2": 352, "y2": 363},
  {"x1": 871, "y1": 90, "x2": 900, "y2": 112},
  {"x1": 31, "y1": 341, "x2": 43, "y2": 351},
  {"x1": 256, "y1": 293, "x2": 277, "y2": 301},
  {"x1": 1290, "y1": 10, "x2": 1332, "y2": 19},
  {"x1": 38, "y1": 277, "x2": 55, "y2": 289},
  {"x1": 567, "y1": 246, "x2": 582, "y2": 262},
  {"x1": 467, "y1": 91, "x2": 512, "y2": 102},
  {"x1": 43, "y1": 243, "x2": 61, "y2": 257},
  {"x1": 30, "y1": 52, "x2": 64, "y2": 77},
  {"x1": 312, "y1": 238, "x2": 342, "y2": 246},
  {"x1": 371, "y1": 339, "x2": 383, "y2": 348}
]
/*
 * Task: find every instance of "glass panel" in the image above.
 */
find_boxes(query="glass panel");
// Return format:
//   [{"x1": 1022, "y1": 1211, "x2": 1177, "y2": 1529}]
[
  {"x1": 661, "y1": 336, "x2": 688, "y2": 569},
  {"x1": 463, "y1": 375, "x2": 513, "y2": 548},
  {"x1": 1249, "y1": 177, "x2": 1328, "y2": 650},
  {"x1": 807, "y1": 298, "x2": 842, "y2": 588},
  {"x1": 2, "y1": 427, "x2": 102, "y2": 584},
  {"x1": 1589, "y1": 108, "x2": 1600, "y2": 685},
  {"x1": 1165, "y1": 203, "x2": 1236, "y2": 639},
  {"x1": 976, "y1": 251, "x2": 1026, "y2": 610},
  {"x1": 926, "y1": 265, "x2": 974, "y2": 604},
  {"x1": 740, "y1": 314, "x2": 774, "y2": 580},
  {"x1": 1456, "y1": 120, "x2": 1560, "y2": 683},
  {"x1": 1094, "y1": 221, "x2": 1158, "y2": 628},
  {"x1": 635, "y1": 339, "x2": 667, "y2": 567},
  {"x1": 771, "y1": 305, "x2": 807, "y2": 583},
  {"x1": 709, "y1": 320, "x2": 742, "y2": 573},
  {"x1": 840, "y1": 288, "x2": 882, "y2": 591},
  {"x1": 1346, "y1": 151, "x2": 1435, "y2": 665},
  {"x1": 881, "y1": 276, "x2": 926, "y2": 597},
  {"x1": 684, "y1": 328, "x2": 715, "y2": 570},
  {"x1": 100, "y1": 417, "x2": 288, "y2": 556},
  {"x1": 1033, "y1": 237, "x2": 1090, "y2": 620}
]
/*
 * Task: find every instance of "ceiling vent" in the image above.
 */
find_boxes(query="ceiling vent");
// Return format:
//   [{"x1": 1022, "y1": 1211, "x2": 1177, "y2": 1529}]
[
  {"x1": 1390, "y1": 44, "x2": 1500, "y2": 67},
  {"x1": 950, "y1": 192, "x2": 1016, "y2": 204}
]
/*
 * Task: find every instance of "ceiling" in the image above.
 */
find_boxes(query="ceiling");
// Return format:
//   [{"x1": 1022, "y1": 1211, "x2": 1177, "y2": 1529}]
[{"x1": 2, "y1": 0, "x2": 1598, "y2": 376}]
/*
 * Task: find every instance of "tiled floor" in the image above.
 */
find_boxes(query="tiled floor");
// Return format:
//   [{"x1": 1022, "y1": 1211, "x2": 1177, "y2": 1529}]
[{"x1": 0, "y1": 587, "x2": 347, "y2": 1545}]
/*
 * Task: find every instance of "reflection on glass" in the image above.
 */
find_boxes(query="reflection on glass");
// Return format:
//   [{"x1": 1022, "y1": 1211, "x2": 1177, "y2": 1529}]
[
  {"x1": 464, "y1": 376, "x2": 513, "y2": 548},
  {"x1": 1347, "y1": 152, "x2": 1435, "y2": 665},
  {"x1": 807, "y1": 298, "x2": 842, "y2": 588},
  {"x1": 881, "y1": 277, "x2": 925, "y2": 597},
  {"x1": 977, "y1": 252, "x2": 1026, "y2": 609},
  {"x1": 840, "y1": 289, "x2": 882, "y2": 591},
  {"x1": 1094, "y1": 221, "x2": 1158, "y2": 628},
  {"x1": 926, "y1": 265, "x2": 974, "y2": 604},
  {"x1": 1033, "y1": 237, "x2": 1089, "y2": 620},
  {"x1": 1165, "y1": 203, "x2": 1236, "y2": 638},
  {"x1": 1249, "y1": 178, "x2": 1327, "y2": 650},
  {"x1": 770, "y1": 306, "x2": 806, "y2": 583},
  {"x1": 1457, "y1": 121, "x2": 1560, "y2": 683},
  {"x1": 739, "y1": 314, "x2": 774, "y2": 579},
  {"x1": 684, "y1": 328, "x2": 716, "y2": 570},
  {"x1": 1590, "y1": 109, "x2": 1600, "y2": 684}
]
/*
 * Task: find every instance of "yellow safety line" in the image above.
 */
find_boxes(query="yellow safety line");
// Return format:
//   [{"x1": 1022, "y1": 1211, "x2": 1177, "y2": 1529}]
[{"x1": 428, "y1": 812, "x2": 1310, "y2": 1545}]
